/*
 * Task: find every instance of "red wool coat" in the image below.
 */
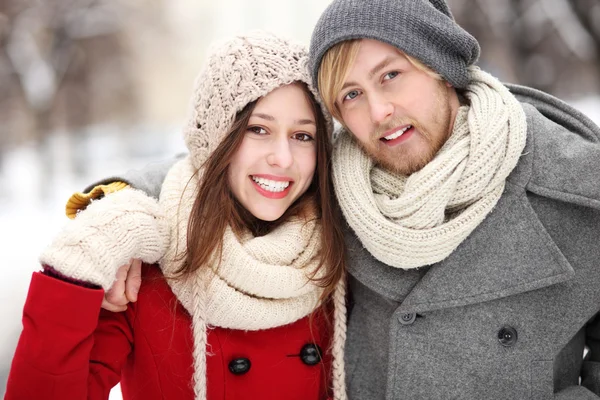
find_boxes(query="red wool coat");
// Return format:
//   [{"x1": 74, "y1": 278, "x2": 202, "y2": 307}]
[{"x1": 6, "y1": 264, "x2": 332, "y2": 400}]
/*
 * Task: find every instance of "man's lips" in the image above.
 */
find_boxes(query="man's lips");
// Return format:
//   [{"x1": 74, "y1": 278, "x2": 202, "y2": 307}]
[
  {"x1": 379, "y1": 124, "x2": 414, "y2": 146},
  {"x1": 380, "y1": 124, "x2": 413, "y2": 141}
]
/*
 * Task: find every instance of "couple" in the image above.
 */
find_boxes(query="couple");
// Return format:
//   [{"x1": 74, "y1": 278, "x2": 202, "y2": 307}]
[{"x1": 7, "y1": 0, "x2": 600, "y2": 399}]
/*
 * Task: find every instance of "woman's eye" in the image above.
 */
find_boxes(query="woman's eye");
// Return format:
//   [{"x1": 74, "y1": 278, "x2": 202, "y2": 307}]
[
  {"x1": 294, "y1": 133, "x2": 314, "y2": 142},
  {"x1": 248, "y1": 126, "x2": 267, "y2": 135},
  {"x1": 383, "y1": 71, "x2": 399, "y2": 80},
  {"x1": 343, "y1": 90, "x2": 360, "y2": 102}
]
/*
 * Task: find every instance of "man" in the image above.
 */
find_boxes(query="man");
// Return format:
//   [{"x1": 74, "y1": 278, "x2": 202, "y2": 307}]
[
  {"x1": 304, "y1": 0, "x2": 600, "y2": 398},
  {"x1": 65, "y1": 1, "x2": 600, "y2": 398}
]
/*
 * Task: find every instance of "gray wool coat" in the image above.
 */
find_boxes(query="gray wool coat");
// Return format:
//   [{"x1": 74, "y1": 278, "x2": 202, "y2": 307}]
[
  {"x1": 341, "y1": 84, "x2": 600, "y2": 400},
  {"x1": 90, "y1": 84, "x2": 600, "y2": 400}
]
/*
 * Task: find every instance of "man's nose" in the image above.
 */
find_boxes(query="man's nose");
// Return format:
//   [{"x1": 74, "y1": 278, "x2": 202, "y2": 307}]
[{"x1": 369, "y1": 92, "x2": 394, "y2": 125}]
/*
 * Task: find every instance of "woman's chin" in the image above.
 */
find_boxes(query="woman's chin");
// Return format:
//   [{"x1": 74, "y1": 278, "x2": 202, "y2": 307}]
[{"x1": 250, "y1": 208, "x2": 285, "y2": 222}]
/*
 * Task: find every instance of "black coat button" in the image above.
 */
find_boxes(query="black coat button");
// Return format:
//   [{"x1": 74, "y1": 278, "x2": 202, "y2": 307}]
[
  {"x1": 228, "y1": 358, "x2": 251, "y2": 375},
  {"x1": 399, "y1": 313, "x2": 416, "y2": 325},
  {"x1": 498, "y1": 326, "x2": 518, "y2": 347},
  {"x1": 300, "y1": 343, "x2": 323, "y2": 366}
]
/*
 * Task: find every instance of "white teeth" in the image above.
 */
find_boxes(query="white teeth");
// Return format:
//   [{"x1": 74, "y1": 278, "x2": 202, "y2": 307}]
[
  {"x1": 251, "y1": 176, "x2": 291, "y2": 192},
  {"x1": 383, "y1": 125, "x2": 412, "y2": 141}
]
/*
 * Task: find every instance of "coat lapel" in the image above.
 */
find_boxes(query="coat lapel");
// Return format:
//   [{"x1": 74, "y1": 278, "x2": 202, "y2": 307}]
[
  {"x1": 397, "y1": 181, "x2": 575, "y2": 313},
  {"x1": 344, "y1": 179, "x2": 576, "y2": 314}
]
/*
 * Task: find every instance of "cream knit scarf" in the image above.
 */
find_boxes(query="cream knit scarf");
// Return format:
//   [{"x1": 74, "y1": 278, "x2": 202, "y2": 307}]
[
  {"x1": 333, "y1": 67, "x2": 527, "y2": 269},
  {"x1": 159, "y1": 156, "x2": 347, "y2": 399}
]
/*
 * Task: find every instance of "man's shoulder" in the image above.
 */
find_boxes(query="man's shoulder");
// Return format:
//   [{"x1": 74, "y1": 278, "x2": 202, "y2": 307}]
[
  {"x1": 85, "y1": 154, "x2": 185, "y2": 198},
  {"x1": 507, "y1": 86, "x2": 600, "y2": 209},
  {"x1": 508, "y1": 83, "x2": 600, "y2": 142},
  {"x1": 64, "y1": 154, "x2": 185, "y2": 217}
]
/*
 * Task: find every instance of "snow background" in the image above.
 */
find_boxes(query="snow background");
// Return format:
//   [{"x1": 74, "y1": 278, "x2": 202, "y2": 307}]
[{"x1": 1, "y1": 0, "x2": 600, "y2": 397}]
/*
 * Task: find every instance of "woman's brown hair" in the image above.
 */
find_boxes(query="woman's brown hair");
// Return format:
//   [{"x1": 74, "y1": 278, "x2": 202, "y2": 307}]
[{"x1": 181, "y1": 82, "x2": 345, "y2": 303}]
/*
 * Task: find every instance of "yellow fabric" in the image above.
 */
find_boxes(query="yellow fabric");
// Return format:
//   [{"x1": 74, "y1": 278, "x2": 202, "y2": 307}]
[{"x1": 66, "y1": 181, "x2": 130, "y2": 219}]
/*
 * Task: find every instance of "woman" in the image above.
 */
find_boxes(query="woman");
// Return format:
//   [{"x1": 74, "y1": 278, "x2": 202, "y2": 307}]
[{"x1": 6, "y1": 31, "x2": 347, "y2": 400}]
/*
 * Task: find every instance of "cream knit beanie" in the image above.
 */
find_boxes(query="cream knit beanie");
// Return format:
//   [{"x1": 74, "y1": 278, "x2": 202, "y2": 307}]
[{"x1": 184, "y1": 31, "x2": 333, "y2": 169}]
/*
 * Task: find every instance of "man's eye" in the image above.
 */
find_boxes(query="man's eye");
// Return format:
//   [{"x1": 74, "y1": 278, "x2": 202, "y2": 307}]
[
  {"x1": 384, "y1": 71, "x2": 399, "y2": 80},
  {"x1": 248, "y1": 126, "x2": 267, "y2": 134},
  {"x1": 343, "y1": 90, "x2": 360, "y2": 101}
]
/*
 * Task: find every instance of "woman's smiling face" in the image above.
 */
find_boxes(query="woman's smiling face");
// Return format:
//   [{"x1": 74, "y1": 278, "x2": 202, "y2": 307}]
[{"x1": 228, "y1": 83, "x2": 318, "y2": 221}]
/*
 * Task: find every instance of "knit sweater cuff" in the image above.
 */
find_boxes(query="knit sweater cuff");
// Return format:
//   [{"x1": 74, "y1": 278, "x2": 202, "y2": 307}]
[{"x1": 41, "y1": 264, "x2": 102, "y2": 290}]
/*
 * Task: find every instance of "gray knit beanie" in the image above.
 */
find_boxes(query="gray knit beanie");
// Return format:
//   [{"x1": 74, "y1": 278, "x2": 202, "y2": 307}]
[
  {"x1": 185, "y1": 31, "x2": 333, "y2": 170},
  {"x1": 309, "y1": 0, "x2": 480, "y2": 90}
]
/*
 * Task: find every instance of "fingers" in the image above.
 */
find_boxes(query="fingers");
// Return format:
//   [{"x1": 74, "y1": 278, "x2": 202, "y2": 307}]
[
  {"x1": 125, "y1": 259, "x2": 142, "y2": 302},
  {"x1": 100, "y1": 259, "x2": 144, "y2": 312},
  {"x1": 101, "y1": 298, "x2": 127, "y2": 312},
  {"x1": 101, "y1": 262, "x2": 131, "y2": 312}
]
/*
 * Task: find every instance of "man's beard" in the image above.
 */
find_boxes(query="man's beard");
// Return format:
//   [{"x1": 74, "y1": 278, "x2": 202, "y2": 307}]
[
  {"x1": 358, "y1": 84, "x2": 453, "y2": 176},
  {"x1": 366, "y1": 119, "x2": 442, "y2": 175}
]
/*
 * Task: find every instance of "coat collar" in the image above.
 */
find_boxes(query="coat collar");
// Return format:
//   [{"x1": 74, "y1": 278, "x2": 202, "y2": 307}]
[
  {"x1": 345, "y1": 141, "x2": 576, "y2": 314},
  {"x1": 398, "y1": 181, "x2": 575, "y2": 313}
]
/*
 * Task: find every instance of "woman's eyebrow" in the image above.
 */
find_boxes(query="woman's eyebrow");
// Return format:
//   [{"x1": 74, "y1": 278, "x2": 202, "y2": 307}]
[
  {"x1": 252, "y1": 113, "x2": 275, "y2": 121},
  {"x1": 295, "y1": 119, "x2": 316, "y2": 126},
  {"x1": 252, "y1": 113, "x2": 315, "y2": 126}
]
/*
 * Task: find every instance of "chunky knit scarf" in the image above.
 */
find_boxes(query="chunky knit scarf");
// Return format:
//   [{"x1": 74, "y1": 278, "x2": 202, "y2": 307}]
[
  {"x1": 333, "y1": 67, "x2": 527, "y2": 269},
  {"x1": 159, "y1": 156, "x2": 347, "y2": 399}
]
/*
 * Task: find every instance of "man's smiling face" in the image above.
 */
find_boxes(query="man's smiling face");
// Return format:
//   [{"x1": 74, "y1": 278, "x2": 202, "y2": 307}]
[{"x1": 335, "y1": 39, "x2": 459, "y2": 175}]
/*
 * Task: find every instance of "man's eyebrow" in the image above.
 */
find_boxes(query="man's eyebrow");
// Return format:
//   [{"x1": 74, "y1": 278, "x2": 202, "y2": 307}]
[
  {"x1": 368, "y1": 56, "x2": 395, "y2": 80},
  {"x1": 338, "y1": 55, "x2": 397, "y2": 95},
  {"x1": 340, "y1": 80, "x2": 359, "y2": 94}
]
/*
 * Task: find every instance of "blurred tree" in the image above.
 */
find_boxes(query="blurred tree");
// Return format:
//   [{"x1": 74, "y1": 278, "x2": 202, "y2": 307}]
[
  {"x1": 570, "y1": 0, "x2": 600, "y2": 59},
  {"x1": 0, "y1": 0, "x2": 136, "y2": 194},
  {"x1": 449, "y1": 0, "x2": 600, "y2": 99}
]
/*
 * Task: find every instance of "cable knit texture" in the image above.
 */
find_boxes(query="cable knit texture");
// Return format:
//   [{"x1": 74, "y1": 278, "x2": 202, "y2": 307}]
[
  {"x1": 39, "y1": 188, "x2": 169, "y2": 290},
  {"x1": 333, "y1": 67, "x2": 527, "y2": 269},
  {"x1": 184, "y1": 31, "x2": 333, "y2": 170},
  {"x1": 159, "y1": 157, "x2": 347, "y2": 399}
]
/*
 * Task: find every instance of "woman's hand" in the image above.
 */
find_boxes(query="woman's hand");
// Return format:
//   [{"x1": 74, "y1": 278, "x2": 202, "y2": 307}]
[
  {"x1": 40, "y1": 188, "x2": 169, "y2": 294},
  {"x1": 102, "y1": 259, "x2": 143, "y2": 312}
]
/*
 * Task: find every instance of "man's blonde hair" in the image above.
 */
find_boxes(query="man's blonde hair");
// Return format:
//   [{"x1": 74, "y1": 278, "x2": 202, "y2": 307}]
[{"x1": 318, "y1": 39, "x2": 443, "y2": 124}]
